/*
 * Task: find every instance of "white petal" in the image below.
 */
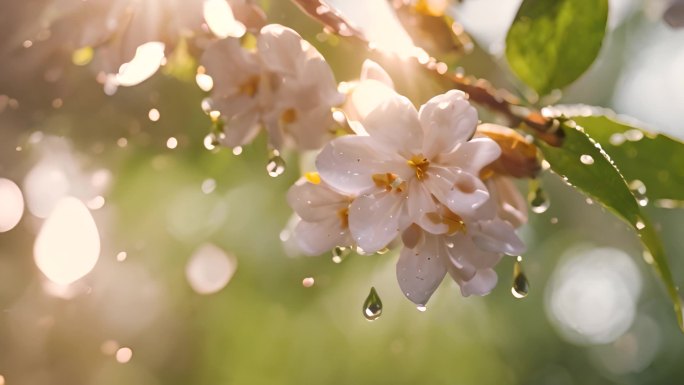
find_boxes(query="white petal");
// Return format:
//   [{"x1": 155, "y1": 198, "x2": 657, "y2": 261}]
[
  {"x1": 419, "y1": 90, "x2": 478, "y2": 158},
  {"x1": 347, "y1": 79, "x2": 397, "y2": 123},
  {"x1": 360, "y1": 59, "x2": 394, "y2": 88},
  {"x1": 439, "y1": 138, "x2": 501, "y2": 175},
  {"x1": 473, "y1": 219, "x2": 526, "y2": 255},
  {"x1": 221, "y1": 109, "x2": 261, "y2": 147},
  {"x1": 201, "y1": 38, "x2": 261, "y2": 112},
  {"x1": 316, "y1": 135, "x2": 404, "y2": 195},
  {"x1": 489, "y1": 176, "x2": 528, "y2": 228},
  {"x1": 204, "y1": 0, "x2": 246, "y2": 38},
  {"x1": 458, "y1": 268, "x2": 498, "y2": 297},
  {"x1": 425, "y1": 168, "x2": 489, "y2": 218},
  {"x1": 294, "y1": 218, "x2": 350, "y2": 256},
  {"x1": 407, "y1": 180, "x2": 439, "y2": 229},
  {"x1": 115, "y1": 41, "x2": 165, "y2": 87},
  {"x1": 396, "y1": 236, "x2": 447, "y2": 305},
  {"x1": 348, "y1": 191, "x2": 406, "y2": 253},
  {"x1": 257, "y1": 24, "x2": 305, "y2": 77},
  {"x1": 284, "y1": 105, "x2": 335, "y2": 150},
  {"x1": 446, "y1": 233, "x2": 502, "y2": 269},
  {"x1": 362, "y1": 93, "x2": 423, "y2": 156},
  {"x1": 286, "y1": 179, "x2": 348, "y2": 222}
]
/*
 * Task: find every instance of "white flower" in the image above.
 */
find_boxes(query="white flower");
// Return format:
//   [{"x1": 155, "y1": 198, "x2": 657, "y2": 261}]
[
  {"x1": 397, "y1": 180, "x2": 527, "y2": 305},
  {"x1": 286, "y1": 174, "x2": 354, "y2": 255},
  {"x1": 202, "y1": 24, "x2": 344, "y2": 150},
  {"x1": 341, "y1": 59, "x2": 397, "y2": 134},
  {"x1": 316, "y1": 90, "x2": 502, "y2": 253},
  {"x1": 50, "y1": 0, "x2": 265, "y2": 84}
]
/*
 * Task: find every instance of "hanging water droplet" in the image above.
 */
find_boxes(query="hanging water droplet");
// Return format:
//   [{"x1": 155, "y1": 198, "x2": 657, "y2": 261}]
[
  {"x1": 201, "y1": 97, "x2": 215, "y2": 114},
  {"x1": 628, "y1": 179, "x2": 648, "y2": 207},
  {"x1": 203, "y1": 133, "x2": 220, "y2": 151},
  {"x1": 511, "y1": 256, "x2": 529, "y2": 299},
  {"x1": 528, "y1": 180, "x2": 550, "y2": 214},
  {"x1": 376, "y1": 247, "x2": 390, "y2": 255},
  {"x1": 416, "y1": 305, "x2": 427, "y2": 312},
  {"x1": 332, "y1": 246, "x2": 351, "y2": 263},
  {"x1": 266, "y1": 155, "x2": 286, "y2": 177},
  {"x1": 362, "y1": 286, "x2": 383, "y2": 321}
]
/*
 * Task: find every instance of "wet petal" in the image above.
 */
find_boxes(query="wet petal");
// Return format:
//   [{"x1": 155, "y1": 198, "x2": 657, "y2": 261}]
[
  {"x1": 446, "y1": 233, "x2": 502, "y2": 269},
  {"x1": 294, "y1": 218, "x2": 350, "y2": 256},
  {"x1": 439, "y1": 138, "x2": 501, "y2": 174},
  {"x1": 360, "y1": 59, "x2": 394, "y2": 88},
  {"x1": 287, "y1": 179, "x2": 348, "y2": 222},
  {"x1": 489, "y1": 176, "x2": 528, "y2": 228},
  {"x1": 316, "y1": 135, "x2": 404, "y2": 195},
  {"x1": 396, "y1": 236, "x2": 447, "y2": 305},
  {"x1": 458, "y1": 268, "x2": 498, "y2": 297},
  {"x1": 419, "y1": 90, "x2": 478, "y2": 158},
  {"x1": 349, "y1": 191, "x2": 406, "y2": 253},
  {"x1": 221, "y1": 108, "x2": 260, "y2": 147},
  {"x1": 425, "y1": 168, "x2": 489, "y2": 218},
  {"x1": 258, "y1": 24, "x2": 305, "y2": 77},
  {"x1": 473, "y1": 219, "x2": 526, "y2": 255},
  {"x1": 362, "y1": 93, "x2": 422, "y2": 155},
  {"x1": 407, "y1": 180, "x2": 439, "y2": 230}
]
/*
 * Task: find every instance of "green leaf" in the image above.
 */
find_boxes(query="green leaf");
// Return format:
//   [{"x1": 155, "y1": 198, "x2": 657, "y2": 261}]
[
  {"x1": 570, "y1": 114, "x2": 684, "y2": 205},
  {"x1": 537, "y1": 122, "x2": 684, "y2": 331},
  {"x1": 505, "y1": 0, "x2": 608, "y2": 95}
]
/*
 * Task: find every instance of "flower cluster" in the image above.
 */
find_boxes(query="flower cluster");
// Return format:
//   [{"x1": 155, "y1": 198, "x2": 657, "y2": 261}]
[
  {"x1": 287, "y1": 63, "x2": 527, "y2": 306},
  {"x1": 201, "y1": 24, "x2": 344, "y2": 151}
]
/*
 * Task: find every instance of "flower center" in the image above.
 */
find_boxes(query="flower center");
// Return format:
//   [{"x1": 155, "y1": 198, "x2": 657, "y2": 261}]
[
  {"x1": 407, "y1": 154, "x2": 430, "y2": 180},
  {"x1": 239, "y1": 76, "x2": 260, "y2": 97},
  {"x1": 281, "y1": 108, "x2": 298, "y2": 124},
  {"x1": 372, "y1": 173, "x2": 406, "y2": 193},
  {"x1": 426, "y1": 210, "x2": 466, "y2": 235}
]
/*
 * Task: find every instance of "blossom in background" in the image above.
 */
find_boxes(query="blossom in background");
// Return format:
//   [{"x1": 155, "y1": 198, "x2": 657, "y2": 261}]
[
  {"x1": 286, "y1": 175, "x2": 354, "y2": 256},
  {"x1": 42, "y1": 0, "x2": 264, "y2": 87},
  {"x1": 341, "y1": 59, "x2": 397, "y2": 134},
  {"x1": 202, "y1": 24, "x2": 344, "y2": 151}
]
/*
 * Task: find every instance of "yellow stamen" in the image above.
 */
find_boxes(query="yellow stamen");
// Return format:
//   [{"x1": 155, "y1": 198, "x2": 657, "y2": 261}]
[
  {"x1": 337, "y1": 207, "x2": 349, "y2": 228},
  {"x1": 407, "y1": 154, "x2": 430, "y2": 180},
  {"x1": 239, "y1": 76, "x2": 259, "y2": 97},
  {"x1": 426, "y1": 211, "x2": 466, "y2": 235},
  {"x1": 281, "y1": 108, "x2": 297, "y2": 124},
  {"x1": 305, "y1": 172, "x2": 321, "y2": 185},
  {"x1": 372, "y1": 173, "x2": 398, "y2": 191}
]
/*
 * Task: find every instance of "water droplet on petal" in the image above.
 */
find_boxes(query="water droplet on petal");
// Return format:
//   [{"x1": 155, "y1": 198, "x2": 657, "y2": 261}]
[
  {"x1": 332, "y1": 246, "x2": 351, "y2": 263},
  {"x1": 528, "y1": 181, "x2": 550, "y2": 214},
  {"x1": 266, "y1": 155, "x2": 286, "y2": 177},
  {"x1": 363, "y1": 287, "x2": 383, "y2": 321},
  {"x1": 511, "y1": 256, "x2": 529, "y2": 299}
]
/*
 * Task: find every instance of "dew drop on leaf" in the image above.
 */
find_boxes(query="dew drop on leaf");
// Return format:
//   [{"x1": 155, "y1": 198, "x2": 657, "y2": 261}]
[
  {"x1": 580, "y1": 154, "x2": 594, "y2": 165},
  {"x1": 511, "y1": 256, "x2": 529, "y2": 299},
  {"x1": 528, "y1": 180, "x2": 550, "y2": 214},
  {"x1": 363, "y1": 286, "x2": 383, "y2": 321},
  {"x1": 628, "y1": 179, "x2": 648, "y2": 207}
]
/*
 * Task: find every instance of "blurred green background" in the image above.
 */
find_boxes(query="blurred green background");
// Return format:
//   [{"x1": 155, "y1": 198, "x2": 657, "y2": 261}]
[{"x1": 1, "y1": 1, "x2": 684, "y2": 384}]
